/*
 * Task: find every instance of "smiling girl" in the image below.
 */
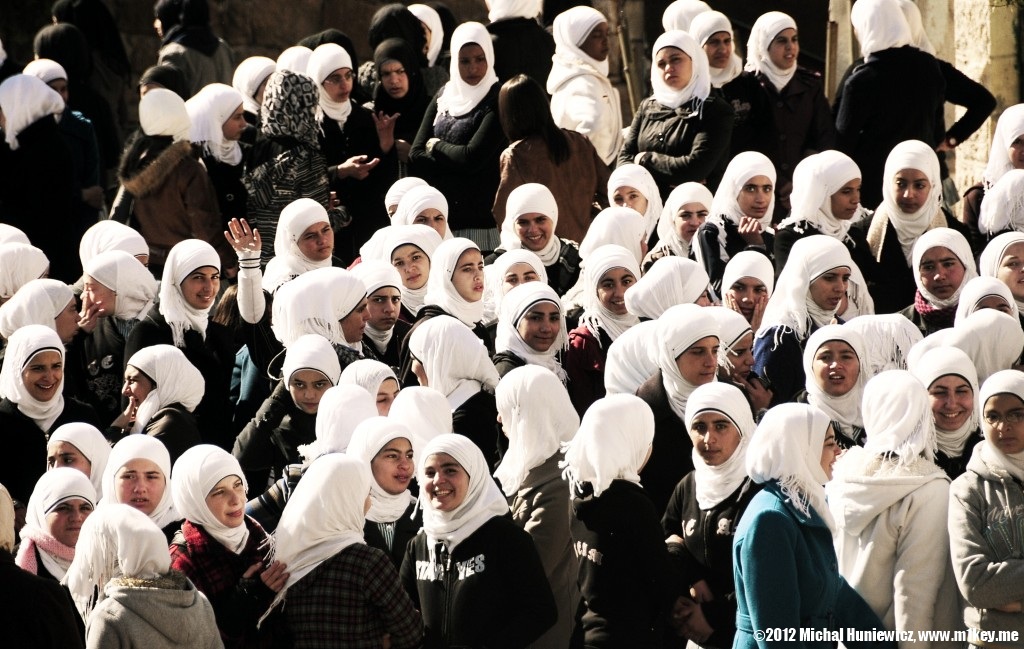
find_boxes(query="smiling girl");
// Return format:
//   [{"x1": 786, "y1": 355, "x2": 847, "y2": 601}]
[
  {"x1": 492, "y1": 282, "x2": 568, "y2": 380},
  {"x1": 902, "y1": 227, "x2": 976, "y2": 336}
]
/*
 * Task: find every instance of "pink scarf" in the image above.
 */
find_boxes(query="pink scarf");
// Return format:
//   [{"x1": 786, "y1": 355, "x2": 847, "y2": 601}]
[{"x1": 14, "y1": 525, "x2": 76, "y2": 576}]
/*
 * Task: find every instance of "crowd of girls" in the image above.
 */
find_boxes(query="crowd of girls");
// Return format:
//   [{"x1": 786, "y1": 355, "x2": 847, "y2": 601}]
[{"x1": 2, "y1": 0, "x2": 1024, "y2": 646}]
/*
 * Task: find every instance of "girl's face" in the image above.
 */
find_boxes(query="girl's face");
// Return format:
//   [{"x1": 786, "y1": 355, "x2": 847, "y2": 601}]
[
  {"x1": 339, "y1": 297, "x2": 370, "y2": 343},
  {"x1": 928, "y1": 374, "x2": 974, "y2": 432},
  {"x1": 516, "y1": 301, "x2": 561, "y2": 352},
  {"x1": 812, "y1": 340, "x2": 860, "y2": 397},
  {"x1": 501, "y1": 262, "x2": 541, "y2": 294},
  {"x1": 918, "y1": 246, "x2": 966, "y2": 301},
  {"x1": 655, "y1": 46, "x2": 693, "y2": 91},
  {"x1": 997, "y1": 242, "x2": 1024, "y2": 302},
  {"x1": 596, "y1": 267, "x2": 636, "y2": 315},
  {"x1": 457, "y1": 43, "x2": 488, "y2": 86},
  {"x1": 737, "y1": 175, "x2": 773, "y2": 222},
  {"x1": 820, "y1": 426, "x2": 840, "y2": 481},
  {"x1": 55, "y1": 299, "x2": 80, "y2": 344},
  {"x1": 288, "y1": 369, "x2": 332, "y2": 414},
  {"x1": 391, "y1": 245, "x2": 430, "y2": 291},
  {"x1": 297, "y1": 221, "x2": 334, "y2": 262},
  {"x1": 703, "y1": 31, "x2": 734, "y2": 69},
  {"x1": 413, "y1": 209, "x2": 447, "y2": 239},
  {"x1": 514, "y1": 212, "x2": 554, "y2": 253},
  {"x1": 674, "y1": 202, "x2": 708, "y2": 243},
  {"x1": 367, "y1": 287, "x2": 401, "y2": 331},
  {"x1": 451, "y1": 249, "x2": 485, "y2": 302},
  {"x1": 221, "y1": 103, "x2": 247, "y2": 141},
  {"x1": 808, "y1": 267, "x2": 850, "y2": 312},
  {"x1": 22, "y1": 350, "x2": 63, "y2": 402},
  {"x1": 380, "y1": 60, "x2": 409, "y2": 99},
  {"x1": 82, "y1": 276, "x2": 116, "y2": 318},
  {"x1": 1008, "y1": 134, "x2": 1024, "y2": 170},
  {"x1": 371, "y1": 437, "x2": 415, "y2": 495},
  {"x1": 321, "y1": 67, "x2": 354, "y2": 103},
  {"x1": 767, "y1": 28, "x2": 799, "y2": 70},
  {"x1": 892, "y1": 168, "x2": 932, "y2": 214},
  {"x1": 727, "y1": 277, "x2": 769, "y2": 322},
  {"x1": 611, "y1": 185, "x2": 649, "y2": 217},
  {"x1": 205, "y1": 474, "x2": 246, "y2": 528},
  {"x1": 688, "y1": 411, "x2": 741, "y2": 466},
  {"x1": 46, "y1": 441, "x2": 91, "y2": 475},
  {"x1": 122, "y1": 365, "x2": 154, "y2": 404},
  {"x1": 580, "y1": 22, "x2": 610, "y2": 62},
  {"x1": 422, "y1": 452, "x2": 470, "y2": 511},
  {"x1": 829, "y1": 179, "x2": 862, "y2": 221},
  {"x1": 46, "y1": 498, "x2": 93, "y2": 547},
  {"x1": 983, "y1": 394, "x2": 1024, "y2": 455},
  {"x1": 116, "y1": 459, "x2": 165, "y2": 516},
  {"x1": 675, "y1": 336, "x2": 720, "y2": 385},
  {"x1": 724, "y1": 331, "x2": 755, "y2": 379},
  {"x1": 375, "y1": 378, "x2": 401, "y2": 416},
  {"x1": 180, "y1": 266, "x2": 220, "y2": 311}
]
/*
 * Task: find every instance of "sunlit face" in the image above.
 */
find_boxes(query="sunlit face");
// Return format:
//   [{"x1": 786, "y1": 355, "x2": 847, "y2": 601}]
[
  {"x1": 829, "y1": 179, "x2": 861, "y2": 221},
  {"x1": 46, "y1": 498, "x2": 93, "y2": 547},
  {"x1": 767, "y1": 28, "x2": 799, "y2": 70},
  {"x1": 580, "y1": 22, "x2": 610, "y2": 62},
  {"x1": 727, "y1": 277, "x2": 769, "y2": 322},
  {"x1": 821, "y1": 425, "x2": 840, "y2": 481},
  {"x1": 367, "y1": 287, "x2": 401, "y2": 331},
  {"x1": 737, "y1": 175, "x2": 773, "y2": 222},
  {"x1": 689, "y1": 410, "x2": 741, "y2": 466},
  {"x1": 82, "y1": 276, "x2": 116, "y2": 319},
  {"x1": 655, "y1": 46, "x2": 692, "y2": 91},
  {"x1": 1008, "y1": 135, "x2": 1024, "y2": 170},
  {"x1": 46, "y1": 78, "x2": 69, "y2": 104},
  {"x1": 46, "y1": 440, "x2": 91, "y2": 474},
  {"x1": 812, "y1": 340, "x2": 860, "y2": 397},
  {"x1": 321, "y1": 67, "x2": 354, "y2": 103},
  {"x1": 413, "y1": 209, "x2": 447, "y2": 238},
  {"x1": 501, "y1": 262, "x2": 541, "y2": 294},
  {"x1": 703, "y1": 31, "x2": 734, "y2": 69},
  {"x1": 221, "y1": 103, "x2": 247, "y2": 141},
  {"x1": 918, "y1": 246, "x2": 965, "y2": 301},
  {"x1": 928, "y1": 374, "x2": 974, "y2": 433},
  {"x1": 205, "y1": 475, "x2": 246, "y2": 528},
  {"x1": 612, "y1": 185, "x2": 648, "y2": 216},
  {"x1": 116, "y1": 459, "x2": 165, "y2": 515},
  {"x1": 422, "y1": 452, "x2": 469, "y2": 511},
  {"x1": 380, "y1": 60, "x2": 409, "y2": 99},
  {"x1": 514, "y1": 212, "x2": 554, "y2": 252},
  {"x1": 984, "y1": 393, "x2": 1024, "y2": 454},
  {"x1": 724, "y1": 331, "x2": 754, "y2": 379},
  {"x1": 288, "y1": 369, "x2": 332, "y2": 414},
  {"x1": 674, "y1": 202, "x2": 708, "y2": 242},
  {"x1": 996, "y1": 242, "x2": 1024, "y2": 302},
  {"x1": 21, "y1": 350, "x2": 63, "y2": 402},
  {"x1": 893, "y1": 168, "x2": 932, "y2": 214},
  {"x1": 451, "y1": 249, "x2": 485, "y2": 302},
  {"x1": 457, "y1": 43, "x2": 488, "y2": 86},
  {"x1": 808, "y1": 267, "x2": 850, "y2": 312},
  {"x1": 391, "y1": 244, "x2": 429, "y2": 291},
  {"x1": 675, "y1": 336, "x2": 719, "y2": 385},
  {"x1": 375, "y1": 378, "x2": 401, "y2": 416},
  {"x1": 296, "y1": 221, "x2": 334, "y2": 262},
  {"x1": 122, "y1": 365, "x2": 154, "y2": 404},
  {"x1": 596, "y1": 267, "x2": 636, "y2": 315},
  {"x1": 516, "y1": 300, "x2": 561, "y2": 352},
  {"x1": 339, "y1": 297, "x2": 370, "y2": 343},
  {"x1": 975, "y1": 295, "x2": 1014, "y2": 316},
  {"x1": 180, "y1": 266, "x2": 220, "y2": 310},
  {"x1": 371, "y1": 437, "x2": 414, "y2": 495},
  {"x1": 55, "y1": 298, "x2": 79, "y2": 344}
]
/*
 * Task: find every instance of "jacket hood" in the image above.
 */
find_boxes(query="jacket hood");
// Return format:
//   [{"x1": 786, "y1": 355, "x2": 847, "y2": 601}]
[
  {"x1": 965, "y1": 440, "x2": 1016, "y2": 482},
  {"x1": 546, "y1": 57, "x2": 608, "y2": 94},
  {"x1": 827, "y1": 446, "x2": 949, "y2": 536},
  {"x1": 101, "y1": 573, "x2": 212, "y2": 644}
]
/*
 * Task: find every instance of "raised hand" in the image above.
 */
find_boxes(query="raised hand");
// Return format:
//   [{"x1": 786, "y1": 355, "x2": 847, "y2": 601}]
[{"x1": 225, "y1": 218, "x2": 261, "y2": 258}]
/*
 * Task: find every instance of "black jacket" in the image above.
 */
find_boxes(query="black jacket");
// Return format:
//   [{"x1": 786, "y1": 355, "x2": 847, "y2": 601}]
[
  {"x1": 452, "y1": 390, "x2": 502, "y2": 471},
  {"x1": 635, "y1": 370, "x2": 695, "y2": 518},
  {"x1": 201, "y1": 153, "x2": 248, "y2": 228},
  {"x1": 0, "y1": 550, "x2": 85, "y2": 649},
  {"x1": 232, "y1": 381, "x2": 316, "y2": 496},
  {"x1": 361, "y1": 319, "x2": 411, "y2": 374},
  {"x1": 485, "y1": 239, "x2": 582, "y2": 297},
  {"x1": 695, "y1": 220, "x2": 773, "y2": 293},
  {"x1": 74, "y1": 316, "x2": 131, "y2": 425},
  {"x1": 486, "y1": 17, "x2": 555, "y2": 85},
  {"x1": 492, "y1": 351, "x2": 527, "y2": 379},
  {"x1": 773, "y1": 220, "x2": 880, "y2": 286},
  {"x1": 364, "y1": 501, "x2": 422, "y2": 570},
  {"x1": 400, "y1": 515, "x2": 557, "y2": 649}
]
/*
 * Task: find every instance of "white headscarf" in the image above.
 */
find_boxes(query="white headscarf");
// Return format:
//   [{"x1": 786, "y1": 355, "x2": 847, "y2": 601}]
[
  {"x1": 625, "y1": 257, "x2": 710, "y2": 319},
  {"x1": 171, "y1": 445, "x2": 250, "y2": 554},
  {"x1": 909, "y1": 347, "x2": 980, "y2": 458},
  {"x1": 980, "y1": 231, "x2": 1024, "y2": 309},
  {"x1": 910, "y1": 227, "x2": 977, "y2": 309},
  {"x1": 138, "y1": 87, "x2": 190, "y2": 140},
  {"x1": 232, "y1": 55, "x2": 276, "y2": 115},
  {"x1": 101, "y1": 435, "x2": 178, "y2": 529},
  {"x1": 158, "y1": 239, "x2": 220, "y2": 347},
  {"x1": 125, "y1": 344, "x2": 204, "y2": 434},
  {"x1": 608, "y1": 164, "x2": 663, "y2": 246},
  {"x1": 15, "y1": 467, "x2": 96, "y2": 579},
  {"x1": 747, "y1": 402, "x2": 834, "y2": 528},
  {"x1": 705, "y1": 306, "x2": 753, "y2": 373},
  {"x1": 0, "y1": 278, "x2": 73, "y2": 339},
  {"x1": 408, "y1": 315, "x2": 500, "y2": 410},
  {"x1": 603, "y1": 320, "x2": 660, "y2": 395},
  {"x1": 780, "y1": 151, "x2": 865, "y2": 242},
  {"x1": 307, "y1": 43, "x2": 353, "y2": 126},
  {"x1": 0, "y1": 325, "x2": 65, "y2": 431},
  {"x1": 550, "y1": 5, "x2": 609, "y2": 81},
  {"x1": 262, "y1": 198, "x2": 334, "y2": 293},
  {"x1": 185, "y1": 83, "x2": 244, "y2": 165},
  {"x1": 494, "y1": 366, "x2": 579, "y2": 496},
  {"x1": 0, "y1": 223, "x2": 29, "y2": 245},
  {"x1": 389, "y1": 387, "x2": 453, "y2": 439},
  {"x1": 983, "y1": 104, "x2": 1024, "y2": 188},
  {"x1": 500, "y1": 183, "x2": 561, "y2": 265},
  {"x1": 269, "y1": 453, "x2": 371, "y2": 614},
  {"x1": 661, "y1": 0, "x2": 710, "y2": 31},
  {"x1": 483, "y1": 248, "x2": 548, "y2": 322},
  {"x1": 712, "y1": 151, "x2": 778, "y2": 231},
  {"x1": 348, "y1": 418, "x2": 417, "y2": 522},
  {"x1": 276, "y1": 46, "x2": 313, "y2": 74},
  {"x1": 487, "y1": 0, "x2": 542, "y2": 22},
  {"x1": 84, "y1": 251, "x2": 158, "y2": 321},
  {"x1": 340, "y1": 359, "x2": 398, "y2": 402},
  {"x1": 896, "y1": 0, "x2": 936, "y2": 55},
  {"x1": 437, "y1": 22, "x2": 499, "y2": 118},
  {"x1": 360, "y1": 229, "x2": 392, "y2": 269},
  {"x1": 744, "y1": 12, "x2": 798, "y2": 92},
  {"x1": 979, "y1": 169, "x2": 1024, "y2": 236},
  {"x1": 859, "y1": 370, "x2": 935, "y2": 469},
  {"x1": 955, "y1": 276, "x2": 1019, "y2": 325},
  {"x1": 690, "y1": 10, "x2": 743, "y2": 88},
  {"x1": 842, "y1": 313, "x2": 923, "y2": 377},
  {"x1": 802, "y1": 324, "x2": 868, "y2": 442},
  {"x1": 305, "y1": 385, "x2": 378, "y2": 458},
  {"x1": 561, "y1": 394, "x2": 654, "y2": 497},
  {"x1": 281, "y1": 334, "x2": 342, "y2": 386},
  {"x1": 64, "y1": 504, "x2": 171, "y2": 620},
  {"x1": 352, "y1": 260, "x2": 404, "y2": 352},
  {"x1": 382, "y1": 224, "x2": 443, "y2": 317},
  {"x1": 655, "y1": 182, "x2": 713, "y2": 259},
  {"x1": 0, "y1": 243, "x2": 48, "y2": 300},
  {"x1": 393, "y1": 185, "x2": 453, "y2": 240},
  {"x1": 49, "y1": 423, "x2": 111, "y2": 499},
  {"x1": 908, "y1": 309, "x2": 1024, "y2": 384},
  {"x1": 22, "y1": 58, "x2": 67, "y2": 85},
  {"x1": 0, "y1": 74, "x2": 64, "y2": 150},
  {"x1": 578, "y1": 207, "x2": 648, "y2": 263},
  {"x1": 657, "y1": 303, "x2": 720, "y2": 420},
  {"x1": 419, "y1": 434, "x2": 510, "y2": 551},
  {"x1": 79, "y1": 221, "x2": 149, "y2": 268},
  {"x1": 722, "y1": 250, "x2": 776, "y2": 300},
  {"x1": 385, "y1": 177, "x2": 430, "y2": 214},
  {"x1": 851, "y1": 0, "x2": 913, "y2": 59},
  {"x1": 496, "y1": 282, "x2": 568, "y2": 381},
  {"x1": 577, "y1": 244, "x2": 641, "y2": 343},
  {"x1": 409, "y1": 4, "x2": 445, "y2": 67},
  {"x1": 876, "y1": 140, "x2": 943, "y2": 264},
  {"x1": 271, "y1": 267, "x2": 367, "y2": 349},
  {"x1": 651, "y1": 30, "x2": 711, "y2": 110},
  {"x1": 424, "y1": 238, "x2": 485, "y2": 326},
  {"x1": 685, "y1": 382, "x2": 755, "y2": 509},
  {"x1": 977, "y1": 370, "x2": 1024, "y2": 482}
]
